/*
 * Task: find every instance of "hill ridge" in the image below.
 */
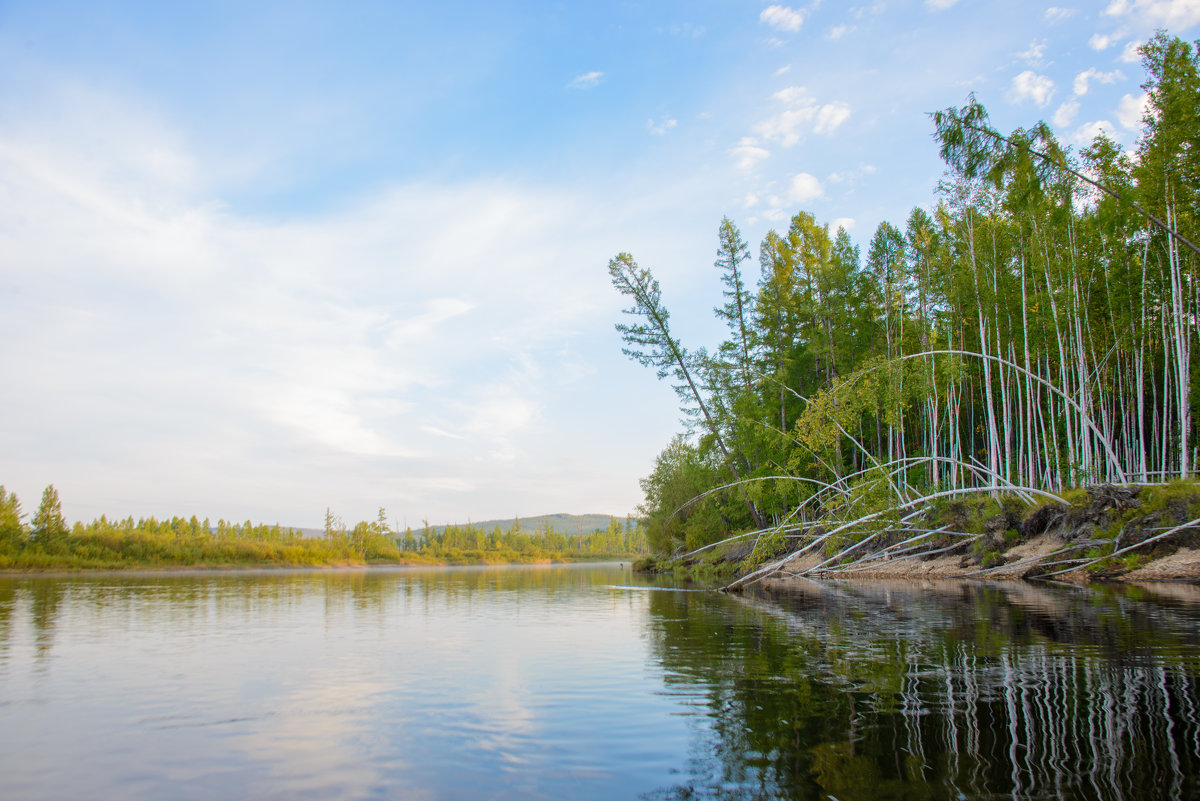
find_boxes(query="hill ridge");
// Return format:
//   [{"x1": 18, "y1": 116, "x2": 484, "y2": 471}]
[{"x1": 421, "y1": 513, "x2": 630, "y2": 536}]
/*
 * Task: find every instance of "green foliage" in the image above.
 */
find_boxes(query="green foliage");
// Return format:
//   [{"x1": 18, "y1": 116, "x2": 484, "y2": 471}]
[
  {"x1": 972, "y1": 539, "x2": 1003, "y2": 568},
  {"x1": 638, "y1": 435, "x2": 743, "y2": 554},
  {"x1": 1121, "y1": 553, "x2": 1150, "y2": 571},
  {"x1": 0, "y1": 486, "x2": 26, "y2": 550},
  {"x1": 1136, "y1": 479, "x2": 1200, "y2": 523},
  {"x1": 739, "y1": 528, "x2": 788, "y2": 572},
  {"x1": 0, "y1": 484, "x2": 648, "y2": 570},
  {"x1": 611, "y1": 35, "x2": 1200, "y2": 568},
  {"x1": 31, "y1": 485, "x2": 66, "y2": 550}
]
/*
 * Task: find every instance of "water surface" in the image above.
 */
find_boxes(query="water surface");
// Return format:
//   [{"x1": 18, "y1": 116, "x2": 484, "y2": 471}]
[{"x1": 0, "y1": 565, "x2": 1197, "y2": 800}]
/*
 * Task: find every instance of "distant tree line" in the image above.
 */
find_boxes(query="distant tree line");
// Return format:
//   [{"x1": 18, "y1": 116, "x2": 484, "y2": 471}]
[
  {"x1": 0, "y1": 484, "x2": 646, "y2": 569},
  {"x1": 612, "y1": 32, "x2": 1200, "y2": 556}
]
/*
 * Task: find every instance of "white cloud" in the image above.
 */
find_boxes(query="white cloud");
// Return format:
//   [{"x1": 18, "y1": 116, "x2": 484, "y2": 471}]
[
  {"x1": 775, "y1": 65, "x2": 793, "y2": 76},
  {"x1": 1089, "y1": 32, "x2": 1120, "y2": 51},
  {"x1": 830, "y1": 216, "x2": 856, "y2": 233},
  {"x1": 854, "y1": 2, "x2": 887, "y2": 19},
  {"x1": 665, "y1": 22, "x2": 706, "y2": 37},
  {"x1": 1045, "y1": 6, "x2": 1076, "y2": 21},
  {"x1": 384, "y1": 297, "x2": 475, "y2": 346},
  {"x1": 814, "y1": 103, "x2": 852, "y2": 134},
  {"x1": 0, "y1": 81, "x2": 710, "y2": 525},
  {"x1": 760, "y1": 173, "x2": 824, "y2": 218},
  {"x1": 1117, "y1": 92, "x2": 1149, "y2": 130},
  {"x1": 1054, "y1": 100, "x2": 1080, "y2": 128},
  {"x1": 1120, "y1": 40, "x2": 1143, "y2": 63},
  {"x1": 647, "y1": 117, "x2": 678, "y2": 135},
  {"x1": 1074, "y1": 67, "x2": 1124, "y2": 95},
  {"x1": 1017, "y1": 40, "x2": 1047, "y2": 64},
  {"x1": 827, "y1": 163, "x2": 875, "y2": 184},
  {"x1": 785, "y1": 172, "x2": 824, "y2": 203},
  {"x1": 420, "y1": 425, "x2": 466, "y2": 441},
  {"x1": 1009, "y1": 71, "x2": 1056, "y2": 107},
  {"x1": 754, "y1": 111, "x2": 806, "y2": 145},
  {"x1": 829, "y1": 24, "x2": 853, "y2": 39},
  {"x1": 772, "y1": 86, "x2": 809, "y2": 105},
  {"x1": 925, "y1": 0, "x2": 959, "y2": 9},
  {"x1": 760, "y1": 5, "x2": 805, "y2": 31},
  {"x1": 1104, "y1": 0, "x2": 1200, "y2": 28},
  {"x1": 567, "y1": 71, "x2": 604, "y2": 89},
  {"x1": 730, "y1": 137, "x2": 771, "y2": 171},
  {"x1": 754, "y1": 87, "x2": 851, "y2": 146},
  {"x1": 1072, "y1": 119, "x2": 1115, "y2": 144},
  {"x1": 460, "y1": 386, "x2": 538, "y2": 456}
]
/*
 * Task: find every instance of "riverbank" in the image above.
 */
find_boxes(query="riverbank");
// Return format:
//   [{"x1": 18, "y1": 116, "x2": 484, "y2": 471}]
[
  {"x1": 1, "y1": 485, "x2": 648, "y2": 572},
  {"x1": 756, "y1": 541, "x2": 1200, "y2": 587},
  {"x1": 644, "y1": 481, "x2": 1200, "y2": 587},
  {"x1": 0, "y1": 553, "x2": 638, "y2": 574}
]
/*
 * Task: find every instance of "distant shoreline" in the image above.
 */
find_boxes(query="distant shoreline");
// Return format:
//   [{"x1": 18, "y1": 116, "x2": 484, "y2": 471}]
[{"x1": 0, "y1": 554, "x2": 637, "y2": 576}]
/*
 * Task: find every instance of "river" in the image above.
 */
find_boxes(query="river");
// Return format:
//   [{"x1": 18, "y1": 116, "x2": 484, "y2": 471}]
[{"x1": 0, "y1": 564, "x2": 1197, "y2": 800}]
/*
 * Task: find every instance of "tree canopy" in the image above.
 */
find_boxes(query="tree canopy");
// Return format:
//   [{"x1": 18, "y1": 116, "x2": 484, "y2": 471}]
[{"x1": 612, "y1": 32, "x2": 1200, "y2": 558}]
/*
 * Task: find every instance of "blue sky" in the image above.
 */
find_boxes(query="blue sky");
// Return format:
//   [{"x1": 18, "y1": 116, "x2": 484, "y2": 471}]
[{"x1": 1, "y1": 0, "x2": 1196, "y2": 528}]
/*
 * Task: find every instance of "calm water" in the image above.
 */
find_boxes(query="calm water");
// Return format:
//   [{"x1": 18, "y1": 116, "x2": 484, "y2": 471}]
[{"x1": 0, "y1": 565, "x2": 1198, "y2": 800}]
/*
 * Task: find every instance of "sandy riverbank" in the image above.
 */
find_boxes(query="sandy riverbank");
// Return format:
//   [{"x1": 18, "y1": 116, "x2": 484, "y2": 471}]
[{"x1": 755, "y1": 539, "x2": 1200, "y2": 589}]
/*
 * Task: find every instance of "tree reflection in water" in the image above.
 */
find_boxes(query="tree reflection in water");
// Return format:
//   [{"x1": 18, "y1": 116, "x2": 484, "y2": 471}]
[{"x1": 642, "y1": 580, "x2": 1200, "y2": 801}]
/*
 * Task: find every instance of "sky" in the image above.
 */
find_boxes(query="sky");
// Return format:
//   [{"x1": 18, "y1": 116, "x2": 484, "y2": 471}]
[{"x1": 1, "y1": 0, "x2": 1197, "y2": 529}]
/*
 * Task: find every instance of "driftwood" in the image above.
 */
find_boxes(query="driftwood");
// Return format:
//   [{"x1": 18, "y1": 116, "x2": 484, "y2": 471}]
[{"x1": 718, "y1": 481, "x2": 1199, "y2": 590}]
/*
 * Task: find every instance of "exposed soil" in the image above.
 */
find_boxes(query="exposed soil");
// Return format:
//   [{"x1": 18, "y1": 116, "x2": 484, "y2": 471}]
[{"x1": 725, "y1": 483, "x2": 1200, "y2": 588}]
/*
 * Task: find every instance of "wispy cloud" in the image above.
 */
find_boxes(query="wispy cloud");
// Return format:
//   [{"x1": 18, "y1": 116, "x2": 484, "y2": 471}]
[
  {"x1": 1104, "y1": 0, "x2": 1200, "y2": 28},
  {"x1": 1117, "y1": 92, "x2": 1149, "y2": 130},
  {"x1": 0, "y1": 80, "x2": 693, "y2": 524},
  {"x1": 1009, "y1": 71, "x2": 1055, "y2": 107},
  {"x1": 730, "y1": 137, "x2": 770, "y2": 171},
  {"x1": 759, "y1": 5, "x2": 805, "y2": 32},
  {"x1": 761, "y1": 172, "x2": 823, "y2": 220},
  {"x1": 1017, "y1": 40, "x2": 1047, "y2": 64},
  {"x1": 1054, "y1": 100, "x2": 1080, "y2": 128},
  {"x1": 664, "y1": 21, "x2": 706, "y2": 37},
  {"x1": 567, "y1": 71, "x2": 604, "y2": 89},
  {"x1": 827, "y1": 163, "x2": 877, "y2": 185},
  {"x1": 1071, "y1": 119, "x2": 1114, "y2": 144},
  {"x1": 1045, "y1": 6, "x2": 1076, "y2": 22},
  {"x1": 1074, "y1": 67, "x2": 1123, "y2": 95},
  {"x1": 383, "y1": 298, "x2": 476, "y2": 346},
  {"x1": 754, "y1": 87, "x2": 851, "y2": 146},
  {"x1": 925, "y1": 0, "x2": 959, "y2": 9},
  {"x1": 647, "y1": 117, "x2": 678, "y2": 135},
  {"x1": 1120, "y1": 40, "x2": 1143, "y2": 63},
  {"x1": 420, "y1": 425, "x2": 466, "y2": 441},
  {"x1": 1089, "y1": 32, "x2": 1121, "y2": 51},
  {"x1": 828, "y1": 24, "x2": 853, "y2": 39}
]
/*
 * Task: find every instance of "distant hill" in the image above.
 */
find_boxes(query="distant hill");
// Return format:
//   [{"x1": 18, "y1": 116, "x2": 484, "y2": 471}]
[
  {"x1": 294, "y1": 513, "x2": 636, "y2": 538},
  {"x1": 420, "y1": 513, "x2": 629, "y2": 536}
]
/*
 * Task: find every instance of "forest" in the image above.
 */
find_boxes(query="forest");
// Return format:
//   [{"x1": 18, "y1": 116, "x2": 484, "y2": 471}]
[
  {"x1": 612, "y1": 32, "x2": 1200, "y2": 579},
  {"x1": 0, "y1": 484, "x2": 645, "y2": 570}
]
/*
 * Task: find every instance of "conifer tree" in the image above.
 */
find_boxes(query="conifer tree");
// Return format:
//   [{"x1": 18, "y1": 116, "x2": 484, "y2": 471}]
[
  {"x1": 31, "y1": 484, "x2": 66, "y2": 546},
  {"x1": 610, "y1": 252, "x2": 765, "y2": 529},
  {"x1": 0, "y1": 486, "x2": 26, "y2": 550}
]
